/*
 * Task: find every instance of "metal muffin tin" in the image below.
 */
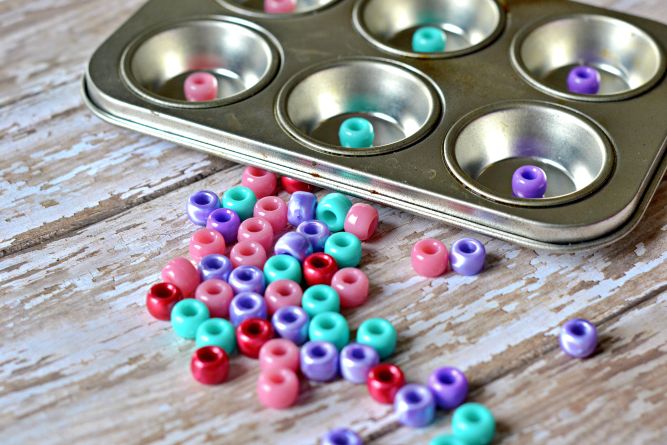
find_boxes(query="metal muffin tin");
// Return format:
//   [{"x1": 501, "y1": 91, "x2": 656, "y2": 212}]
[{"x1": 83, "y1": 0, "x2": 667, "y2": 251}]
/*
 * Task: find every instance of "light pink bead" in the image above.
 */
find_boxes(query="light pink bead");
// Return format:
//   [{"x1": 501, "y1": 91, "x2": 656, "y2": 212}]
[
  {"x1": 331, "y1": 268, "x2": 369, "y2": 309},
  {"x1": 230, "y1": 240, "x2": 268, "y2": 269},
  {"x1": 344, "y1": 203, "x2": 379, "y2": 241},
  {"x1": 189, "y1": 228, "x2": 226, "y2": 263},
  {"x1": 259, "y1": 338, "x2": 300, "y2": 373},
  {"x1": 242, "y1": 167, "x2": 277, "y2": 199},
  {"x1": 264, "y1": 0, "x2": 297, "y2": 14},
  {"x1": 183, "y1": 72, "x2": 218, "y2": 102},
  {"x1": 411, "y1": 238, "x2": 448, "y2": 277},
  {"x1": 161, "y1": 257, "x2": 201, "y2": 298},
  {"x1": 254, "y1": 196, "x2": 288, "y2": 233},
  {"x1": 265, "y1": 279, "x2": 303, "y2": 315},
  {"x1": 257, "y1": 368, "x2": 299, "y2": 409},
  {"x1": 238, "y1": 217, "x2": 274, "y2": 253},
  {"x1": 195, "y1": 279, "x2": 234, "y2": 318}
]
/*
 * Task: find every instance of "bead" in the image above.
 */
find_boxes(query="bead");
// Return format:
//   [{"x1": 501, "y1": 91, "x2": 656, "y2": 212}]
[
  {"x1": 146, "y1": 282, "x2": 183, "y2": 321},
  {"x1": 452, "y1": 403, "x2": 496, "y2": 445},
  {"x1": 324, "y1": 232, "x2": 362, "y2": 268},
  {"x1": 512, "y1": 165, "x2": 547, "y2": 199},
  {"x1": 254, "y1": 196, "x2": 288, "y2": 233},
  {"x1": 412, "y1": 26, "x2": 447, "y2": 53},
  {"x1": 450, "y1": 238, "x2": 486, "y2": 276},
  {"x1": 272, "y1": 306, "x2": 310, "y2": 345},
  {"x1": 242, "y1": 166, "x2": 277, "y2": 199},
  {"x1": 228, "y1": 265, "x2": 266, "y2": 295},
  {"x1": 344, "y1": 203, "x2": 379, "y2": 241},
  {"x1": 395, "y1": 384, "x2": 436, "y2": 428},
  {"x1": 184, "y1": 72, "x2": 218, "y2": 102},
  {"x1": 195, "y1": 318, "x2": 237, "y2": 355},
  {"x1": 428, "y1": 367, "x2": 468, "y2": 410},
  {"x1": 340, "y1": 343, "x2": 380, "y2": 384},
  {"x1": 411, "y1": 239, "x2": 448, "y2": 277},
  {"x1": 287, "y1": 191, "x2": 318, "y2": 227},
  {"x1": 186, "y1": 190, "x2": 220, "y2": 226},
  {"x1": 300, "y1": 341, "x2": 339, "y2": 381},
  {"x1": 222, "y1": 185, "x2": 257, "y2": 221},
  {"x1": 316, "y1": 193, "x2": 353, "y2": 232},
  {"x1": 257, "y1": 368, "x2": 299, "y2": 409},
  {"x1": 264, "y1": 254, "x2": 302, "y2": 284},
  {"x1": 161, "y1": 257, "x2": 201, "y2": 298},
  {"x1": 559, "y1": 318, "x2": 598, "y2": 358},
  {"x1": 302, "y1": 285, "x2": 340, "y2": 318},
  {"x1": 190, "y1": 346, "x2": 229, "y2": 385},
  {"x1": 229, "y1": 292, "x2": 267, "y2": 327},
  {"x1": 171, "y1": 299, "x2": 210, "y2": 339},
  {"x1": 198, "y1": 254, "x2": 233, "y2": 282},
  {"x1": 430, "y1": 436, "x2": 467, "y2": 445},
  {"x1": 356, "y1": 318, "x2": 397, "y2": 360},
  {"x1": 296, "y1": 220, "x2": 330, "y2": 252},
  {"x1": 259, "y1": 338, "x2": 300, "y2": 373},
  {"x1": 194, "y1": 279, "x2": 234, "y2": 318},
  {"x1": 230, "y1": 240, "x2": 267, "y2": 269},
  {"x1": 236, "y1": 318, "x2": 274, "y2": 358},
  {"x1": 274, "y1": 231, "x2": 313, "y2": 261},
  {"x1": 281, "y1": 176, "x2": 314, "y2": 194},
  {"x1": 367, "y1": 363, "x2": 405, "y2": 404},
  {"x1": 567, "y1": 65, "x2": 601, "y2": 95},
  {"x1": 303, "y1": 252, "x2": 338, "y2": 286},
  {"x1": 309, "y1": 311, "x2": 349, "y2": 350},
  {"x1": 321, "y1": 428, "x2": 363, "y2": 445},
  {"x1": 264, "y1": 0, "x2": 297, "y2": 14},
  {"x1": 331, "y1": 268, "x2": 369, "y2": 309},
  {"x1": 238, "y1": 216, "x2": 274, "y2": 253},
  {"x1": 339, "y1": 117, "x2": 374, "y2": 149},
  {"x1": 189, "y1": 228, "x2": 226, "y2": 263},
  {"x1": 207, "y1": 208, "x2": 241, "y2": 245},
  {"x1": 265, "y1": 279, "x2": 303, "y2": 315}
]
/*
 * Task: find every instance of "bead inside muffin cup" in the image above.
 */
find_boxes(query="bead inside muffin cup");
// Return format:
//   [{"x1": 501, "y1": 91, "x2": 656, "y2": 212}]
[{"x1": 218, "y1": 0, "x2": 341, "y2": 18}]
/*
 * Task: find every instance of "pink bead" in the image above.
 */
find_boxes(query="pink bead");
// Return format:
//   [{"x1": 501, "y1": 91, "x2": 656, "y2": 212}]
[
  {"x1": 265, "y1": 279, "x2": 303, "y2": 315},
  {"x1": 344, "y1": 203, "x2": 379, "y2": 241},
  {"x1": 259, "y1": 338, "x2": 300, "y2": 373},
  {"x1": 189, "y1": 228, "x2": 226, "y2": 263},
  {"x1": 411, "y1": 238, "x2": 448, "y2": 277},
  {"x1": 242, "y1": 167, "x2": 277, "y2": 199},
  {"x1": 238, "y1": 217, "x2": 274, "y2": 253},
  {"x1": 257, "y1": 368, "x2": 300, "y2": 409},
  {"x1": 331, "y1": 268, "x2": 369, "y2": 309},
  {"x1": 254, "y1": 196, "x2": 288, "y2": 233},
  {"x1": 194, "y1": 279, "x2": 234, "y2": 318},
  {"x1": 230, "y1": 240, "x2": 268, "y2": 269},
  {"x1": 161, "y1": 257, "x2": 201, "y2": 298},
  {"x1": 183, "y1": 72, "x2": 218, "y2": 102},
  {"x1": 264, "y1": 0, "x2": 297, "y2": 14}
]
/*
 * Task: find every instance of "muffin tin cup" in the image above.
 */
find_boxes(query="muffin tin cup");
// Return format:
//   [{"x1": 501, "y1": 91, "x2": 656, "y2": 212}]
[{"x1": 217, "y1": 0, "x2": 341, "y2": 18}]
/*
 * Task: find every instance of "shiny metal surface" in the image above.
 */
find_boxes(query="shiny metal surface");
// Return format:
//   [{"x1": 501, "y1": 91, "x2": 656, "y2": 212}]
[{"x1": 218, "y1": 0, "x2": 341, "y2": 17}]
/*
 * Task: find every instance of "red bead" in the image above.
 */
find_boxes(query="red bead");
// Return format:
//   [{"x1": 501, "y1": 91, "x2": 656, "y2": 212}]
[
  {"x1": 281, "y1": 176, "x2": 315, "y2": 194},
  {"x1": 303, "y1": 252, "x2": 338, "y2": 287},
  {"x1": 237, "y1": 318, "x2": 275, "y2": 358},
  {"x1": 146, "y1": 282, "x2": 183, "y2": 320},
  {"x1": 367, "y1": 363, "x2": 405, "y2": 404},
  {"x1": 190, "y1": 346, "x2": 230, "y2": 385}
]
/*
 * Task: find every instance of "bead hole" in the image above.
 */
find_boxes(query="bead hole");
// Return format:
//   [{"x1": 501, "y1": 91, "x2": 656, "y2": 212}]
[
  {"x1": 459, "y1": 242, "x2": 478, "y2": 254},
  {"x1": 405, "y1": 391, "x2": 422, "y2": 404},
  {"x1": 521, "y1": 169, "x2": 538, "y2": 180},
  {"x1": 350, "y1": 348, "x2": 366, "y2": 360},
  {"x1": 274, "y1": 258, "x2": 289, "y2": 271},
  {"x1": 261, "y1": 199, "x2": 279, "y2": 211},
  {"x1": 437, "y1": 371, "x2": 456, "y2": 385},
  {"x1": 330, "y1": 434, "x2": 349, "y2": 445},
  {"x1": 205, "y1": 284, "x2": 222, "y2": 295},
  {"x1": 238, "y1": 296, "x2": 257, "y2": 309},
  {"x1": 311, "y1": 345, "x2": 328, "y2": 358},
  {"x1": 206, "y1": 324, "x2": 223, "y2": 335},
  {"x1": 367, "y1": 323, "x2": 383, "y2": 335},
  {"x1": 303, "y1": 224, "x2": 320, "y2": 235},
  {"x1": 229, "y1": 189, "x2": 248, "y2": 201},
  {"x1": 203, "y1": 257, "x2": 224, "y2": 270},
  {"x1": 195, "y1": 231, "x2": 215, "y2": 244},
  {"x1": 181, "y1": 304, "x2": 198, "y2": 317},
  {"x1": 197, "y1": 347, "x2": 222, "y2": 363},
  {"x1": 320, "y1": 210, "x2": 337, "y2": 225},
  {"x1": 248, "y1": 167, "x2": 266, "y2": 178},
  {"x1": 280, "y1": 311, "x2": 298, "y2": 323},
  {"x1": 268, "y1": 372, "x2": 285, "y2": 384},
  {"x1": 239, "y1": 245, "x2": 256, "y2": 256},
  {"x1": 377, "y1": 369, "x2": 394, "y2": 382},
  {"x1": 237, "y1": 270, "x2": 254, "y2": 282},
  {"x1": 465, "y1": 412, "x2": 481, "y2": 423},
  {"x1": 194, "y1": 194, "x2": 211, "y2": 205},
  {"x1": 153, "y1": 284, "x2": 174, "y2": 298},
  {"x1": 245, "y1": 321, "x2": 264, "y2": 336},
  {"x1": 570, "y1": 322, "x2": 586, "y2": 336},
  {"x1": 421, "y1": 244, "x2": 439, "y2": 255},
  {"x1": 334, "y1": 236, "x2": 351, "y2": 247},
  {"x1": 318, "y1": 318, "x2": 335, "y2": 330},
  {"x1": 341, "y1": 273, "x2": 357, "y2": 284},
  {"x1": 311, "y1": 257, "x2": 329, "y2": 269},
  {"x1": 271, "y1": 346, "x2": 286, "y2": 356},
  {"x1": 213, "y1": 211, "x2": 232, "y2": 223}
]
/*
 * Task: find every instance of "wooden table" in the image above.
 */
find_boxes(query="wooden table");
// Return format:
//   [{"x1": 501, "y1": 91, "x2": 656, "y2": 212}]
[{"x1": 1, "y1": 1, "x2": 666, "y2": 443}]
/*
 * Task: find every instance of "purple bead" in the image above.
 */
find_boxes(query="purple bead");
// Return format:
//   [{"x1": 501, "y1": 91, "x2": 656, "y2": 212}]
[
  {"x1": 321, "y1": 428, "x2": 363, "y2": 445},
  {"x1": 512, "y1": 165, "x2": 547, "y2": 199},
  {"x1": 428, "y1": 367, "x2": 468, "y2": 410},
  {"x1": 228, "y1": 265, "x2": 266, "y2": 295},
  {"x1": 394, "y1": 384, "x2": 436, "y2": 428},
  {"x1": 187, "y1": 190, "x2": 220, "y2": 226},
  {"x1": 567, "y1": 65, "x2": 601, "y2": 95},
  {"x1": 206, "y1": 208, "x2": 241, "y2": 245},
  {"x1": 339, "y1": 343, "x2": 380, "y2": 384},
  {"x1": 198, "y1": 254, "x2": 233, "y2": 282},
  {"x1": 559, "y1": 318, "x2": 597, "y2": 358},
  {"x1": 296, "y1": 220, "x2": 330, "y2": 252},
  {"x1": 272, "y1": 306, "x2": 309, "y2": 345},
  {"x1": 287, "y1": 191, "x2": 317, "y2": 227},
  {"x1": 450, "y1": 238, "x2": 485, "y2": 276},
  {"x1": 229, "y1": 292, "x2": 267, "y2": 326},
  {"x1": 274, "y1": 231, "x2": 313, "y2": 261},
  {"x1": 300, "y1": 341, "x2": 339, "y2": 382}
]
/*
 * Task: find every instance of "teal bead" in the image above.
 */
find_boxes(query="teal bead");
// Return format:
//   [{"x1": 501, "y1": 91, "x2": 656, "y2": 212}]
[
  {"x1": 264, "y1": 254, "x2": 302, "y2": 284},
  {"x1": 316, "y1": 193, "x2": 352, "y2": 232},
  {"x1": 430, "y1": 435, "x2": 466, "y2": 445},
  {"x1": 309, "y1": 311, "x2": 350, "y2": 350},
  {"x1": 171, "y1": 299, "x2": 210, "y2": 339},
  {"x1": 324, "y1": 232, "x2": 362, "y2": 268},
  {"x1": 222, "y1": 186, "x2": 257, "y2": 220},
  {"x1": 412, "y1": 26, "x2": 447, "y2": 53},
  {"x1": 356, "y1": 318, "x2": 397, "y2": 360},
  {"x1": 302, "y1": 285, "x2": 340, "y2": 318},
  {"x1": 452, "y1": 403, "x2": 495, "y2": 445},
  {"x1": 339, "y1": 117, "x2": 375, "y2": 148},
  {"x1": 195, "y1": 318, "x2": 236, "y2": 355}
]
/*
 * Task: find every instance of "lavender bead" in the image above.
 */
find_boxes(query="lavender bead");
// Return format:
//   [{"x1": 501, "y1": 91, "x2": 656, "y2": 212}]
[
  {"x1": 428, "y1": 367, "x2": 468, "y2": 410},
  {"x1": 296, "y1": 220, "x2": 330, "y2": 252},
  {"x1": 300, "y1": 341, "x2": 339, "y2": 382},
  {"x1": 394, "y1": 384, "x2": 436, "y2": 428},
  {"x1": 229, "y1": 292, "x2": 267, "y2": 326},
  {"x1": 512, "y1": 165, "x2": 547, "y2": 199},
  {"x1": 559, "y1": 318, "x2": 597, "y2": 358},
  {"x1": 198, "y1": 254, "x2": 233, "y2": 282},
  {"x1": 272, "y1": 306, "x2": 310, "y2": 345},
  {"x1": 450, "y1": 238, "x2": 485, "y2": 276},
  {"x1": 274, "y1": 231, "x2": 313, "y2": 261},
  {"x1": 288, "y1": 191, "x2": 317, "y2": 227},
  {"x1": 321, "y1": 428, "x2": 363, "y2": 445},
  {"x1": 187, "y1": 190, "x2": 220, "y2": 226},
  {"x1": 340, "y1": 343, "x2": 379, "y2": 384},
  {"x1": 207, "y1": 207, "x2": 241, "y2": 244},
  {"x1": 228, "y1": 265, "x2": 266, "y2": 295},
  {"x1": 567, "y1": 65, "x2": 601, "y2": 95}
]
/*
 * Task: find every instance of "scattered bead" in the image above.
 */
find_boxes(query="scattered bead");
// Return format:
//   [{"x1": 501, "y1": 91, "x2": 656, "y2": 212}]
[
  {"x1": 321, "y1": 428, "x2": 363, "y2": 445},
  {"x1": 264, "y1": 254, "x2": 302, "y2": 284},
  {"x1": 198, "y1": 254, "x2": 233, "y2": 282},
  {"x1": 171, "y1": 298, "x2": 210, "y2": 339},
  {"x1": 195, "y1": 318, "x2": 237, "y2": 355},
  {"x1": 189, "y1": 228, "x2": 226, "y2": 263},
  {"x1": 339, "y1": 117, "x2": 375, "y2": 149},
  {"x1": 190, "y1": 346, "x2": 229, "y2": 385},
  {"x1": 222, "y1": 185, "x2": 257, "y2": 221},
  {"x1": 356, "y1": 318, "x2": 397, "y2": 360},
  {"x1": 567, "y1": 65, "x2": 601, "y2": 95},
  {"x1": 207, "y1": 208, "x2": 241, "y2": 245},
  {"x1": 331, "y1": 268, "x2": 369, "y2": 309},
  {"x1": 395, "y1": 384, "x2": 436, "y2": 428},
  {"x1": 264, "y1": 0, "x2": 297, "y2": 14},
  {"x1": 272, "y1": 306, "x2": 310, "y2": 345},
  {"x1": 308, "y1": 311, "x2": 350, "y2": 350},
  {"x1": 254, "y1": 196, "x2": 288, "y2": 233},
  {"x1": 184, "y1": 72, "x2": 218, "y2": 102},
  {"x1": 228, "y1": 265, "x2": 266, "y2": 295},
  {"x1": 340, "y1": 343, "x2": 380, "y2": 384},
  {"x1": 265, "y1": 279, "x2": 303, "y2": 315},
  {"x1": 300, "y1": 341, "x2": 339, "y2": 382},
  {"x1": 281, "y1": 176, "x2": 314, "y2": 194},
  {"x1": 344, "y1": 203, "x2": 379, "y2": 241},
  {"x1": 316, "y1": 193, "x2": 353, "y2": 232},
  {"x1": 450, "y1": 238, "x2": 485, "y2": 276},
  {"x1": 512, "y1": 165, "x2": 547, "y2": 199},
  {"x1": 325, "y1": 232, "x2": 362, "y2": 268},
  {"x1": 428, "y1": 367, "x2": 468, "y2": 410},
  {"x1": 302, "y1": 285, "x2": 341, "y2": 318},
  {"x1": 274, "y1": 231, "x2": 313, "y2": 261},
  {"x1": 229, "y1": 292, "x2": 267, "y2": 326},
  {"x1": 238, "y1": 216, "x2": 274, "y2": 253},
  {"x1": 559, "y1": 318, "x2": 598, "y2": 358},
  {"x1": 237, "y1": 318, "x2": 274, "y2": 358},
  {"x1": 194, "y1": 279, "x2": 234, "y2": 318},
  {"x1": 411, "y1": 239, "x2": 448, "y2": 277},
  {"x1": 430, "y1": 436, "x2": 467, "y2": 445},
  {"x1": 242, "y1": 166, "x2": 277, "y2": 199},
  {"x1": 259, "y1": 338, "x2": 300, "y2": 373},
  {"x1": 287, "y1": 191, "x2": 318, "y2": 227},
  {"x1": 296, "y1": 220, "x2": 330, "y2": 252},
  {"x1": 412, "y1": 26, "x2": 447, "y2": 53},
  {"x1": 146, "y1": 282, "x2": 183, "y2": 321},
  {"x1": 367, "y1": 363, "x2": 405, "y2": 404},
  {"x1": 303, "y1": 252, "x2": 338, "y2": 286},
  {"x1": 257, "y1": 368, "x2": 299, "y2": 409},
  {"x1": 451, "y1": 403, "x2": 495, "y2": 445},
  {"x1": 161, "y1": 257, "x2": 201, "y2": 298},
  {"x1": 230, "y1": 240, "x2": 267, "y2": 269},
  {"x1": 186, "y1": 190, "x2": 220, "y2": 226}
]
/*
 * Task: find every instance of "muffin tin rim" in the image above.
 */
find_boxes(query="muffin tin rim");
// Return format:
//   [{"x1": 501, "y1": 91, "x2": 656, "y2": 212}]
[{"x1": 216, "y1": 0, "x2": 344, "y2": 19}]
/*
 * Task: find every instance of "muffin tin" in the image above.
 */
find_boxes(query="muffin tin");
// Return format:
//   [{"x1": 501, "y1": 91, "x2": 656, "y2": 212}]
[{"x1": 83, "y1": 0, "x2": 667, "y2": 251}]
